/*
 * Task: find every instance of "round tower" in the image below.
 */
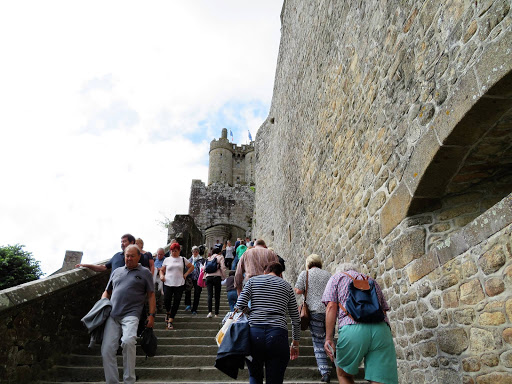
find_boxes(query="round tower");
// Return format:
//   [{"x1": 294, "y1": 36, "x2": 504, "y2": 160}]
[
  {"x1": 208, "y1": 129, "x2": 233, "y2": 185},
  {"x1": 245, "y1": 149, "x2": 255, "y2": 185}
]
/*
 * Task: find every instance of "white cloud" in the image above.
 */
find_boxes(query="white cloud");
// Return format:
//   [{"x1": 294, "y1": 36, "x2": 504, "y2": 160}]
[{"x1": 0, "y1": 0, "x2": 282, "y2": 274}]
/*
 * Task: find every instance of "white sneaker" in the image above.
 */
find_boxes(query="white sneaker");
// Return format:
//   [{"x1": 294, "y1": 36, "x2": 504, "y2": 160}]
[
  {"x1": 214, "y1": 314, "x2": 218, "y2": 318},
  {"x1": 207, "y1": 312, "x2": 213, "y2": 318}
]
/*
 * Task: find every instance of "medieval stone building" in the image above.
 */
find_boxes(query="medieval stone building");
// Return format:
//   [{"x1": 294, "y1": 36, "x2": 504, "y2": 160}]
[
  {"x1": 167, "y1": 129, "x2": 255, "y2": 251},
  {"x1": 253, "y1": 1, "x2": 512, "y2": 383}
]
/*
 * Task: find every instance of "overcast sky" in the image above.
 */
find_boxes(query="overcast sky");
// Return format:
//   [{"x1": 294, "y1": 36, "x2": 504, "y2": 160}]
[{"x1": 0, "y1": 1, "x2": 283, "y2": 275}]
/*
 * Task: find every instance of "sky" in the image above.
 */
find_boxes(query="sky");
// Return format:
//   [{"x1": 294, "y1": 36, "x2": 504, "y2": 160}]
[{"x1": 0, "y1": 1, "x2": 283, "y2": 275}]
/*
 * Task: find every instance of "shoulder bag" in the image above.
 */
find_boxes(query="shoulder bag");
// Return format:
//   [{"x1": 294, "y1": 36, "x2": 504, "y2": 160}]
[{"x1": 298, "y1": 270, "x2": 310, "y2": 331}]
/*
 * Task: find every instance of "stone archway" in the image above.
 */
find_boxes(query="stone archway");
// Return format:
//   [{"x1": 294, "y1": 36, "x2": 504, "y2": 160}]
[{"x1": 381, "y1": 57, "x2": 512, "y2": 237}]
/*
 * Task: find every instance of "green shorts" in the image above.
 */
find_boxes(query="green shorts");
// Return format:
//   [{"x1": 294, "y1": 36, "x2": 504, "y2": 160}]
[{"x1": 336, "y1": 322, "x2": 398, "y2": 384}]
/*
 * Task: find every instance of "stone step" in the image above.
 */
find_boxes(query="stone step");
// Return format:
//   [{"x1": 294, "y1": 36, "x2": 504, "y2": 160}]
[
  {"x1": 51, "y1": 366, "x2": 329, "y2": 382},
  {"x1": 41, "y1": 381, "x2": 367, "y2": 384},
  {"x1": 148, "y1": 335, "x2": 313, "y2": 346},
  {"x1": 63, "y1": 354, "x2": 319, "y2": 368},
  {"x1": 153, "y1": 328, "x2": 304, "y2": 336},
  {"x1": 72, "y1": 344, "x2": 317, "y2": 356}
]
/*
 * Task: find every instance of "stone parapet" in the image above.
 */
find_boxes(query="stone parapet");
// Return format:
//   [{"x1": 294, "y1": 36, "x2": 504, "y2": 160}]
[{"x1": 0, "y1": 266, "x2": 109, "y2": 383}]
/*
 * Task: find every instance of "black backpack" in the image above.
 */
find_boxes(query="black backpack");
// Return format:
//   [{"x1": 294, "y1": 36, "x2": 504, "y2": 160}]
[
  {"x1": 205, "y1": 256, "x2": 219, "y2": 273},
  {"x1": 139, "y1": 327, "x2": 157, "y2": 358},
  {"x1": 338, "y1": 272, "x2": 384, "y2": 323}
]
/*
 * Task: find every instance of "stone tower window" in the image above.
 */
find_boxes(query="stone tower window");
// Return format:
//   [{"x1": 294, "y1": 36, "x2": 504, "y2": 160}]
[{"x1": 236, "y1": 176, "x2": 240, "y2": 183}]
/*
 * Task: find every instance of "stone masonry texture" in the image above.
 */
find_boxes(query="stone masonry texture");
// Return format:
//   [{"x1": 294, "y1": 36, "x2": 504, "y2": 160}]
[{"x1": 254, "y1": 1, "x2": 512, "y2": 383}]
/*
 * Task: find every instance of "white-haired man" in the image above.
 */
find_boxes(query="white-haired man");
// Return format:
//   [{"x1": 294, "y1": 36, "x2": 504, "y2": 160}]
[
  {"x1": 100, "y1": 244, "x2": 156, "y2": 384},
  {"x1": 322, "y1": 262, "x2": 398, "y2": 384}
]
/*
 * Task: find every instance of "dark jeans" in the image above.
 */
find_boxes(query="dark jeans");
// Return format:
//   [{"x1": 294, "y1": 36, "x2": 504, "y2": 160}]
[
  {"x1": 227, "y1": 289, "x2": 238, "y2": 311},
  {"x1": 163, "y1": 285, "x2": 184, "y2": 319},
  {"x1": 184, "y1": 279, "x2": 202, "y2": 311},
  {"x1": 247, "y1": 326, "x2": 290, "y2": 384},
  {"x1": 206, "y1": 276, "x2": 222, "y2": 315},
  {"x1": 225, "y1": 258, "x2": 233, "y2": 270}
]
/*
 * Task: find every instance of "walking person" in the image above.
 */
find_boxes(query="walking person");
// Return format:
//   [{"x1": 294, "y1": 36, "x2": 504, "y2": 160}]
[
  {"x1": 135, "y1": 238, "x2": 155, "y2": 275},
  {"x1": 224, "y1": 240, "x2": 235, "y2": 270},
  {"x1": 295, "y1": 254, "x2": 332, "y2": 383},
  {"x1": 235, "y1": 262, "x2": 300, "y2": 384},
  {"x1": 204, "y1": 246, "x2": 226, "y2": 318},
  {"x1": 221, "y1": 270, "x2": 238, "y2": 311},
  {"x1": 322, "y1": 262, "x2": 398, "y2": 384},
  {"x1": 153, "y1": 248, "x2": 166, "y2": 313},
  {"x1": 184, "y1": 245, "x2": 205, "y2": 315},
  {"x1": 100, "y1": 244, "x2": 155, "y2": 384},
  {"x1": 159, "y1": 242, "x2": 194, "y2": 330}
]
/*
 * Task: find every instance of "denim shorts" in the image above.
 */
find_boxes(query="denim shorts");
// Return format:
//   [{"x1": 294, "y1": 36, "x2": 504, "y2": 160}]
[{"x1": 336, "y1": 322, "x2": 398, "y2": 384}]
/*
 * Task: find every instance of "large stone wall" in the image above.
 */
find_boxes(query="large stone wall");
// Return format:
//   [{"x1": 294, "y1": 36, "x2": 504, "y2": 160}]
[
  {"x1": 0, "y1": 268, "x2": 109, "y2": 383},
  {"x1": 254, "y1": 1, "x2": 512, "y2": 382}
]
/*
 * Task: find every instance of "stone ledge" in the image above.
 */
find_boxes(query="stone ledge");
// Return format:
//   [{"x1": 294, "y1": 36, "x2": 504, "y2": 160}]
[
  {"x1": 0, "y1": 262, "x2": 108, "y2": 314},
  {"x1": 407, "y1": 193, "x2": 512, "y2": 283}
]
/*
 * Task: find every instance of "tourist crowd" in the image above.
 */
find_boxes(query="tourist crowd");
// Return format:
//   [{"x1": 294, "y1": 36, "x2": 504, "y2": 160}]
[{"x1": 78, "y1": 234, "x2": 398, "y2": 384}]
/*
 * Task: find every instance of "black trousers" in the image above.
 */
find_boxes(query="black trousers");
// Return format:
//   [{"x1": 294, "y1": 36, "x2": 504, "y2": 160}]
[
  {"x1": 224, "y1": 258, "x2": 233, "y2": 270},
  {"x1": 184, "y1": 279, "x2": 202, "y2": 312},
  {"x1": 206, "y1": 276, "x2": 222, "y2": 315},
  {"x1": 163, "y1": 285, "x2": 185, "y2": 319}
]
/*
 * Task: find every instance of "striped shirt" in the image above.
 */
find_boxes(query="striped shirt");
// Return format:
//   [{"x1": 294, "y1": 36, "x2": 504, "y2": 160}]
[
  {"x1": 236, "y1": 274, "x2": 301, "y2": 341},
  {"x1": 321, "y1": 271, "x2": 390, "y2": 328}
]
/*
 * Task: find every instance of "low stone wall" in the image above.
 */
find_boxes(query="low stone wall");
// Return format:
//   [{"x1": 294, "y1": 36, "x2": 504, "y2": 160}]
[{"x1": 0, "y1": 267, "x2": 109, "y2": 383}]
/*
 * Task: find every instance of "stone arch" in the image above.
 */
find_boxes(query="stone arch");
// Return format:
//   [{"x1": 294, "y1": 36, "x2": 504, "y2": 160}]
[
  {"x1": 381, "y1": 65, "x2": 512, "y2": 237},
  {"x1": 204, "y1": 223, "x2": 248, "y2": 250}
]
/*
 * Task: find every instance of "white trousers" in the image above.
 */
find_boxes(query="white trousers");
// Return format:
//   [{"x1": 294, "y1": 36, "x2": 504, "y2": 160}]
[{"x1": 101, "y1": 315, "x2": 139, "y2": 384}]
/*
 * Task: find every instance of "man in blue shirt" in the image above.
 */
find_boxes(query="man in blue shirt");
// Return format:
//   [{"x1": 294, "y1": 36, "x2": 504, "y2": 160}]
[
  {"x1": 76, "y1": 234, "x2": 135, "y2": 273},
  {"x1": 154, "y1": 247, "x2": 165, "y2": 312}
]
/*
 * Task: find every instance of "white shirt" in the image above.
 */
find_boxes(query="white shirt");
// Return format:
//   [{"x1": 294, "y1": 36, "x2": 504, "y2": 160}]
[{"x1": 162, "y1": 256, "x2": 185, "y2": 287}]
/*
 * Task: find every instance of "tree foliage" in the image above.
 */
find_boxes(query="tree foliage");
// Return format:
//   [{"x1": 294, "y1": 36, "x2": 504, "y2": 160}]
[{"x1": 0, "y1": 244, "x2": 43, "y2": 290}]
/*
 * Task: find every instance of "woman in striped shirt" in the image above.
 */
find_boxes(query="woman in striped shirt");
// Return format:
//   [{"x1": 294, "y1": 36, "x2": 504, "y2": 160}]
[{"x1": 235, "y1": 262, "x2": 300, "y2": 384}]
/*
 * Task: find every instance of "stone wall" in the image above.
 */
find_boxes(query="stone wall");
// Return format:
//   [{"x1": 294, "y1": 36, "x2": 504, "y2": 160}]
[
  {"x1": 254, "y1": 1, "x2": 512, "y2": 382},
  {"x1": 167, "y1": 214, "x2": 203, "y2": 255},
  {"x1": 0, "y1": 268, "x2": 109, "y2": 383},
  {"x1": 189, "y1": 179, "x2": 255, "y2": 238}
]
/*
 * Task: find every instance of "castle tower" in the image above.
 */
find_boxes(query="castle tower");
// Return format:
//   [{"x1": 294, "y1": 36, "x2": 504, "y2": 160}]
[{"x1": 208, "y1": 128, "x2": 233, "y2": 185}]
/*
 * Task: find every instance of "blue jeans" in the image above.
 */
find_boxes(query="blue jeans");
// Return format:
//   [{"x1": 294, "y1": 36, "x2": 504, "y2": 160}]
[
  {"x1": 247, "y1": 326, "x2": 290, "y2": 384},
  {"x1": 227, "y1": 290, "x2": 238, "y2": 311}
]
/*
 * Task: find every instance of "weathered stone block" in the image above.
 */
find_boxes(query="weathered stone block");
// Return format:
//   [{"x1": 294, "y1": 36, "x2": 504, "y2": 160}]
[
  {"x1": 484, "y1": 277, "x2": 505, "y2": 296},
  {"x1": 418, "y1": 341, "x2": 437, "y2": 357},
  {"x1": 500, "y1": 350, "x2": 512, "y2": 368},
  {"x1": 479, "y1": 312, "x2": 506, "y2": 326},
  {"x1": 454, "y1": 308, "x2": 475, "y2": 325},
  {"x1": 406, "y1": 250, "x2": 439, "y2": 283},
  {"x1": 478, "y1": 244, "x2": 506, "y2": 274},
  {"x1": 476, "y1": 372, "x2": 512, "y2": 384},
  {"x1": 391, "y1": 228, "x2": 426, "y2": 269},
  {"x1": 463, "y1": 356, "x2": 481, "y2": 372},
  {"x1": 462, "y1": 260, "x2": 478, "y2": 278},
  {"x1": 481, "y1": 352, "x2": 500, "y2": 367},
  {"x1": 470, "y1": 327, "x2": 495, "y2": 353},
  {"x1": 423, "y1": 311, "x2": 439, "y2": 328},
  {"x1": 506, "y1": 298, "x2": 512, "y2": 321},
  {"x1": 381, "y1": 183, "x2": 412, "y2": 237},
  {"x1": 437, "y1": 273, "x2": 459, "y2": 290},
  {"x1": 460, "y1": 279, "x2": 485, "y2": 305},
  {"x1": 443, "y1": 290, "x2": 459, "y2": 308},
  {"x1": 503, "y1": 328, "x2": 512, "y2": 344},
  {"x1": 438, "y1": 327, "x2": 469, "y2": 354}
]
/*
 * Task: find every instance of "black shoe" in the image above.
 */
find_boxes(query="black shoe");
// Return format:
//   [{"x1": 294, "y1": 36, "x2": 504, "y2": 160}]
[{"x1": 321, "y1": 373, "x2": 330, "y2": 383}]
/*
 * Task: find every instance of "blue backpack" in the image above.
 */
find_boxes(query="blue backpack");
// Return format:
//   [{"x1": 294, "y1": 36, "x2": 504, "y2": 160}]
[
  {"x1": 205, "y1": 256, "x2": 219, "y2": 274},
  {"x1": 338, "y1": 272, "x2": 384, "y2": 323}
]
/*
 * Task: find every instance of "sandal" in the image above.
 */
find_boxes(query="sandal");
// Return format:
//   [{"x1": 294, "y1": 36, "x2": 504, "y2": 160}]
[{"x1": 166, "y1": 321, "x2": 174, "y2": 330}]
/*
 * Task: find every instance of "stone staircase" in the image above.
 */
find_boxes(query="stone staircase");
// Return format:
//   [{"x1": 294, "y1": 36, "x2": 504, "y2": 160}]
[{"x1": 41, "y1": 288, "x2": 364, "y2": 383}]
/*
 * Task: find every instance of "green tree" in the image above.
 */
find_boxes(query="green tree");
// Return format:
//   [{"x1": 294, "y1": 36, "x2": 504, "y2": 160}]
[{"x1": 0, "y1": 244, "x2": 43, "y2": 290}]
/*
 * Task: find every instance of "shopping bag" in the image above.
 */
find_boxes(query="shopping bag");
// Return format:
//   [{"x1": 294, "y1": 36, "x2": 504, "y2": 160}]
[{"x1": 198, "y1": 268, "x2": 207, "y2": 288}]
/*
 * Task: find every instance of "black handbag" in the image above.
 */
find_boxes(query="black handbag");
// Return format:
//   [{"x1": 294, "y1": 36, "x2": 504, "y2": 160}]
[{"x1": 139, "y1": 327, "x2": 157, "y2": 358}]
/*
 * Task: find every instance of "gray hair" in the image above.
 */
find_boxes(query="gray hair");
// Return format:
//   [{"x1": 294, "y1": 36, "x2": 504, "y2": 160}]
[
  {"x1": 125, "y1": 244, "x2": 141, "y2": 256},
  {"x1": 191, "y1": 246, "x2": 199, "y2": 252},
  {"x1": 157, "y1": 247, "x2": 165, "y2": 253},
  {"x1": 336, "y1": 261, "x2": 360, "y2": 273}
]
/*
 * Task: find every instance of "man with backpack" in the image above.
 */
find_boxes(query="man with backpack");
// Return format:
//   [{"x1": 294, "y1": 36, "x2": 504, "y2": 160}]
[{"x1": 322, "y1": 262, "x2": 398, "y2": 384}]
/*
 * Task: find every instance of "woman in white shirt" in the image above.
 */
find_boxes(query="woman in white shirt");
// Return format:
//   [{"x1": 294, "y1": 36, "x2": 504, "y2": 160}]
[{"x1": 159, "y1": 242, "x2": 194, "y2": 330}]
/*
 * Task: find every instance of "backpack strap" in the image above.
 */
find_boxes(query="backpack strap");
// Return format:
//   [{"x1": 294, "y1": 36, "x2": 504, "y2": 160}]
[
  {"x1": 341, "y1": 271, "x2": 370, "y2": 290},
  {"x1": 304, "y1": 269, "x2": 309, "y2": 301},
  {"x1": 338, "y1": 302, "x2": 354, "y2": 322}
]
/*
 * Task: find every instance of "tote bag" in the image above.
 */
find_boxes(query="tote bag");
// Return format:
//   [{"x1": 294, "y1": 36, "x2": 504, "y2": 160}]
[{"x1": 197, "y1": 267, "x2": 207, "y2": 288}]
